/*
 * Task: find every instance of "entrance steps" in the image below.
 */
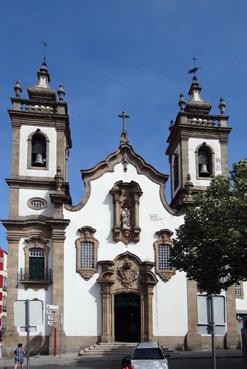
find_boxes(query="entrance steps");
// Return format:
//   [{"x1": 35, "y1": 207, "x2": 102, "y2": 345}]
[{"x1": 79, "y1": 342, "x2": 137, "y2": 357}]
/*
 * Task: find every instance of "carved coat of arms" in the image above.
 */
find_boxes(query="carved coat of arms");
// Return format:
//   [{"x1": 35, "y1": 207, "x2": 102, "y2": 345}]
[{"x1": 117, "y1": 259, "x2": 138, "y2": 288}]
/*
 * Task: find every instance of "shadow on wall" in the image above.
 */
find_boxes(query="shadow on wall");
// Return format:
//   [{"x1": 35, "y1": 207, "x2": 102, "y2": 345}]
[{"x1": 29, "y1": 334, "x2": 49, "y2": 355}]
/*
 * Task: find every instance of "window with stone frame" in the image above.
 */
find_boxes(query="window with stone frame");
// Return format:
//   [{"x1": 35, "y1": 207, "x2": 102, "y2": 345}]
[
  {"x1": 235, "y1": 282, "x2": 244, "y2": 299},
  {"x1": 20, "y1": 236, "x2": 51, "y2": 288},
  {"x1": 196, "y1": 143, "x2": 214, "y2": 178},
  {"x1": 27, "y1": 129, "x2": 49, "y2": 170},
  {"x1": 75, "y1": 226, "x2": 99, "y2": 280},
  {"x1": 154, "y1": 229, "x2": 175, "y2": 282}
]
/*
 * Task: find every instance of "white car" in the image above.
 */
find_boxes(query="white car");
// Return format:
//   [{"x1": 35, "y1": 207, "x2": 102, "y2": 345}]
[{"x1": 130, "y1": 342, "x2": 169, "y2": 369}]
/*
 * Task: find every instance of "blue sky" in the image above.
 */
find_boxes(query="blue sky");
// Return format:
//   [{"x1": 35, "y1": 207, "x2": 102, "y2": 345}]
[{"x1": 0, "y1": 1, "x2": 247, "y2": 249}]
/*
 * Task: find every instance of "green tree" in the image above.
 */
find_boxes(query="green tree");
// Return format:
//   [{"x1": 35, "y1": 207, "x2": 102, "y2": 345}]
[
  {"x1": 171, "y1": 159, "x2": 247, "y2": 294},
  {"x1": 171, "y1": 159, "x2": 247, "y2": 369}
]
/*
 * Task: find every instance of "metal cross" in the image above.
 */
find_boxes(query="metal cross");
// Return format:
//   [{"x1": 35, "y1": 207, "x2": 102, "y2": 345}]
[
  {"x1": 118, "y1": 111, "x2": 129, "y2": 134},
  {"x1": 43, "y1": 42, "x2": 48, "y2": 63},
  {"x1": 192, "y1": 56, "x2": 198, "y2": 67}
]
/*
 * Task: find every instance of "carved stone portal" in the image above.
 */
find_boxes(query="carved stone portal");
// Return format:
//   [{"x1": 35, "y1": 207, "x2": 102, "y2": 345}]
[
  {"x1": 110, "y1": 181, "x2": 142, "y2": 244},
  {"x1": 97, "y1": 252, "x2": 158, "y2": 343}
]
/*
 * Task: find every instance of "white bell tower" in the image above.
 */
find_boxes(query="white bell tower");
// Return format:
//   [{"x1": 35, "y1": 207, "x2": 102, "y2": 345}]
[{"x1": 166, "y1": 76, "x2": 231, "y2": 209}]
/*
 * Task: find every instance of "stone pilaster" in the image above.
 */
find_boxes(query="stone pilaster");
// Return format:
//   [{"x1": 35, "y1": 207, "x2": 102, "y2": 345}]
[
  {"x1": 186, "y1": 279, "x2": 201, "y2": 350},
  {"x1": 144, "y1": 287, "x2": 154, "y2": 341},
  {"x1": 100, "y1": 285, "x2": 112, "y2": 343},
  {"x1": 225, "y1": 285, "x2": 240, "y2": 349},
  {"x1": 49, "y1": 220, "x2": 69, "y2": 353},
  {"x1": 220, "y1": 138, "x2": 229, "y2": 177}
]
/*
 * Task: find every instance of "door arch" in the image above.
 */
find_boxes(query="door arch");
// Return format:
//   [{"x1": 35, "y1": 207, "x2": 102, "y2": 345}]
[
  {"x1": 114, "y1": 293, "x2": 140, "y2": 342},
  {"x1": 97, "y1": 252, "x2": 158, "y2": 343}
]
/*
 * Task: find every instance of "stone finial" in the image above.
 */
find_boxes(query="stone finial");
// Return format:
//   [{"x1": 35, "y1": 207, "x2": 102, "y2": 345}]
[
  {"x1": 218, "y1": 97, "x2": 226, "y2": 115},
  {"x1": 54, "y1": 166, "x2": 63, "y2": 192},
  {"x1": 178, "y1": 94, "x2": 186, "y2": 111},
  {"x1": 57, "y1": 84, "x2": 65, "y2": 101},
  {"x1": 14, "y1": 80, "x2": 22, "y2": 98},
  {"x1": 37, "y1": 61, "x2": 51, "y2": 87}
]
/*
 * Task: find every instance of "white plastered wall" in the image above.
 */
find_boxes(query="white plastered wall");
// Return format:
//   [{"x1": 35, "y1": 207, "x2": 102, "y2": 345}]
[
  {"x1": 19, "y1": 125, "x2": 57, "y2": 177},
  {"x1": 63, "y1": 162, "x2": 187, "y2": 337},
  {"x1": 19, "y1": 189, "x2": 54, "y2": 217},
  {"x1": 17, "y1": 238, "x2": 53, "y2": 337},
  {"x1": 188, "y1": 137, "x2": 222, "y2": 186}
]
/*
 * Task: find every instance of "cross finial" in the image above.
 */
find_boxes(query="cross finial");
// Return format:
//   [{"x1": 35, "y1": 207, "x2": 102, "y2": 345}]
[
  {"x1": 43, "y1": 42, "x2": 48, "y2": 63},
  {"x1": 118, "y1": 111, "x2": 129, "y2": 134},
  {"x1": 118, "y1": 111, "x2": 129, "y2": 145}
]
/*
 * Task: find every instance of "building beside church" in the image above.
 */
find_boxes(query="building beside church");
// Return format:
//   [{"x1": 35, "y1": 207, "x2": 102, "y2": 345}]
[
  {"x1": 2, "y1": 62, "x2": 246, "y2": 354},
  {"x1": 0, "y1": 248, "x2": 8, "y2": 336}
]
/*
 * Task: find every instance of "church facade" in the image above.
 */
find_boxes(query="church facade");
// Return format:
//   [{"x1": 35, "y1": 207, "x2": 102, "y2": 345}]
[{"x1": 2, "y1": 63, "x2": 246, "y2": 354}]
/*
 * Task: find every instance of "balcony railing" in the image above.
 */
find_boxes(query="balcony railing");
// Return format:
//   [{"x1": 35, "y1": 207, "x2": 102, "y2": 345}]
[{"x1": 18, "y1": 268, "x2": 52, "y2": 286}]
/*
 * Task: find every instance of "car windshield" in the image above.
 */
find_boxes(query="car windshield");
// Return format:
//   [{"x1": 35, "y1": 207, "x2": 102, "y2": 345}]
[{"x1": 132, "y1": 348, "x2": 164, "y2": 360}]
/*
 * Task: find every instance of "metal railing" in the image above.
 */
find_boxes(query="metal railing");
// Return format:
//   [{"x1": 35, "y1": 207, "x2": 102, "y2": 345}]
[{"x1": 18, "y1": 268, "x2": 52, "y2": 283}]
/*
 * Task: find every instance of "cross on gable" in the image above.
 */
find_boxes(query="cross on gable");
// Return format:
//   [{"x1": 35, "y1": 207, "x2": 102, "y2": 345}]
[{"x1": 118, "y1": 111, "x2": 129, "y2": 134}]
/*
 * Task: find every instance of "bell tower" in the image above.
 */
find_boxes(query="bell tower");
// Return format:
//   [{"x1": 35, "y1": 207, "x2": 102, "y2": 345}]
[
  {"x1": 166, "y1": 76, "x2": 231, "y2": 209},
  {"x1": 8, "y1": 62, "x2": 72, "y2": 217},
  {"x1": 2, "y1": 62, "x2": 71, "y2": 353}
]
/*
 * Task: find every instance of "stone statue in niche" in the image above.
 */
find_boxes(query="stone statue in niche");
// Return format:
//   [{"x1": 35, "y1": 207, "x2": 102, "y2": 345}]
[
  {"x1": 121, "y1": 207, "x2": 131, "y2": 229},
  {"x1": 110, "y1": 181, "x2": 142, "y2": 244}
]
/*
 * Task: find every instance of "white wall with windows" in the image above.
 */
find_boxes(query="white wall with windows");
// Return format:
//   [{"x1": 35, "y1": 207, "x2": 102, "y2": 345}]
[
  {"x1": 63, "y1": 162, "x2": 186, "y2": 336},
  {"x1": 19, "y1": 189, "x2": 54, "y2": 217},
  {"x1": 17, "y1": 238, "x2": 53, "y2": 337}
]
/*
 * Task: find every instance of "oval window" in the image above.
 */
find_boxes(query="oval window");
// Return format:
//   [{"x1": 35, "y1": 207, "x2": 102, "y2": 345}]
[{"x1": 28, "y1": 198, "x2": 47, "y2": 210}]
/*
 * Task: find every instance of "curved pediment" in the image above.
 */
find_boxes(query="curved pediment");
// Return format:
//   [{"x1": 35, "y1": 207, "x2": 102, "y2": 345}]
[{"x1": 65, "y1": 143, "x2": 177, "y2": 214}]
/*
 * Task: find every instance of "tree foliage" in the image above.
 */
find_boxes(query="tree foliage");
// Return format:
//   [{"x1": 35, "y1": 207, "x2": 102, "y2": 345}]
[{"x1": 171, "y1": 159, "x2": 247, "y2": 295}]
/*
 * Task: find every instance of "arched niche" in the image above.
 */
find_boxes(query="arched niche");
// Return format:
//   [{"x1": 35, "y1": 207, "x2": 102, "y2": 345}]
[{"x1": 110, "y1": 181, "x2": 143, "y2": 244}]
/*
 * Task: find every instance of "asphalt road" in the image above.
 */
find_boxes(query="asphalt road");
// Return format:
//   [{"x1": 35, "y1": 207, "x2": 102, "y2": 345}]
[{"x1": 2, "y1": 357, "x2": 246, "y2": 369}]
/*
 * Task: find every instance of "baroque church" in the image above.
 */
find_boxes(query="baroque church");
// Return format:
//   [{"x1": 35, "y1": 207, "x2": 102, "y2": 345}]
[{"x1": 2, "y1": 62, "x2": 247, "y2": 354}]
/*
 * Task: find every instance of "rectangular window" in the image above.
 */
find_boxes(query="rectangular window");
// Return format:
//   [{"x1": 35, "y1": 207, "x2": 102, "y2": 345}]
[
  {"x1": 2, "y1": 316, "x2": 7, "y2": 329},
  {"x1": 2, "y1": 296, "x2": 7, "y2": 311},
  {"x1": 235, "y1": 282, "x2": 243, "y2": 297},
  {"x1": 158, "y1": 244, "x2": 172, "y2": 270},
  {"x1": 3, "y1": 277, "x2": 7, "y2": 291},
  {"x1": 80, "y1": 242, "x2": 95, "y2": 269}
]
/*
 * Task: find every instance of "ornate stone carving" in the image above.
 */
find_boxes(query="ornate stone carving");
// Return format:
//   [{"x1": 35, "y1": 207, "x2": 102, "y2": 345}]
[
  {"x1": 116, "y1": 258, "x2": 139, "y2": 288},
  {"x1": 110, "y1": 181, "x2": 142, "y2": 244},
  {"x1": 78, "y1": 269, "x2": 96, "y2": 281},
  {"x1": 97, "y1": 252, "x2": 158, "y2": 343},
  {"x1": 154, "y1": 229, "x2": 176, "y2": 282}
]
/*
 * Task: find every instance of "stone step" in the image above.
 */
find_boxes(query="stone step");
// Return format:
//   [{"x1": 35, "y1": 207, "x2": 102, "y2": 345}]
[{"x1": 79, "y1": 342, "x2": 137, "y2": 356}]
